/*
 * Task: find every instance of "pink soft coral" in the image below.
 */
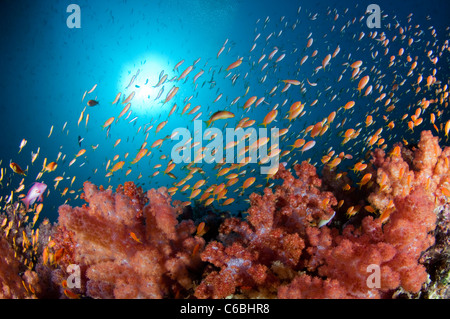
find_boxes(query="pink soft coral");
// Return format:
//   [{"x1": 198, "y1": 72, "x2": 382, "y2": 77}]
[
  {"x1": 195, "y1": 162, "x2": 337, "y2": 298},
  {"x1": 369, "y1": 130, "x2": 450, "y2": 211},
  {"x1": 56, "y1": 181, "x2": 205, "y2": 298}
]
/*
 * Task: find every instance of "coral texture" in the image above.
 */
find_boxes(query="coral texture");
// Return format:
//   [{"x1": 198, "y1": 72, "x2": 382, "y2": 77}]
[
  {"x1": 293, "y1": 187, "x2": 436, "y2": 298},
  {"x1": 0, "y1": 235, "x2": 30, "y2": 298},
  {"x1": 195, "y1": 162, "x2": 338, "y2": 298},
  {"x1": 369, "y1": 130, "x2": 450, "y2": 211},
  {"x1": 196, "y1": 130, "x2": 448, "y2": 298},
  {"x1": 55, "y1": 181, "x2": 205, "y2": 298},
  {"x1": 0, "y1": 131, "x2": 448, "y2": 299}
]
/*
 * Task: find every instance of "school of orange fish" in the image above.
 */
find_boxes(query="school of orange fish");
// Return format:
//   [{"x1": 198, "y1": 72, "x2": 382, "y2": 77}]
[{"x1": 1, "y1": 5, "x2": 450, "y2": 236}]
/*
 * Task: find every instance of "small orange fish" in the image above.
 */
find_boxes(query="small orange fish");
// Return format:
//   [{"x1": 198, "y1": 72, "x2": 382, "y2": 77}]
[
  {"x1": 111, "y1": 92, "x2": 121, "y2": 104},
  {"x1": 222, "y1": 198, "x2": 235, "y2": 206},
  {"x1": 350, "y1": 60, "x2": 363, "y2": 68},
  {"x1": 64, "y1": 289, "x2": 80, "y2": 299},
  {"x1": 130, "y1": 232, "x2": 142, "y2": 243},
  {"x1": 343, "y1": 101, "x2": 355, "y2": 110},
  {"x1": 44, "y1": 161, "x2": 58, "y2": 172},
  {"x1": 155, "y1": 121, "x2": 168, "y2": 133},
  {"x1": 358, "y1": 173, "x2": 372, "y2": 188},
  {"x1": 301, "y1": 141, "x2": 316, "y2": 153},
  {"x1": 322, "y1": 54, "x2": 331, "y2": 69},
  {"x1": 122, "y1": 91, "x2": 135, "y2": 104},
  {"x1": 327, "y1": 157, "x2": 341, "y2": 169},
  {"x1": 103, "y1": 117, "x2": 115, "y2": 129},
  {"x1": 243, "y1": 96, "x2": 258, "y2": 110},
  {"x1": 196, "y1": 222, "x2": 206, "y2": 236},
  {"x1": 75, "y1": 149, "x2": 86, "y2": 158},
  {"x1": 357, "y1": 75, "x2": 370, "y2": 93},
  {"x1": 164, "y1": 86, "x2": 179, "y2": 104},
  {"x1": 261, "y1": 110, "x2": 278, "y2": 127},
  {"x1": 110, "y1": 161, "x2": 125, "y2": 173},
  {"x1": 192, "y1": 243, "x2": 201, "y2": 257},
  {"x1": 10, "y1": 162, "x2": 26, "y2": 176},
  {"x1": 282, "y1": 79, "x2": 301, "y2": 86},
  {"x1": 189, "y1": 188, "x2": 202, "y2": 199},
  {"x1": 226, "y1": 57, "x2": 243, "y2": 71},
  {"x1": 205, "y1": 111, "x2": 235, "y2": 127},
  {"x1": 118, "y1": 103, "x2": 131, "y2": 118},
  {"x1": 242, "y1": 177, "x2": 256, "y2": 190},
  {"x1": 178, "y1": 65, "x2": 193, "y2": 81},
  {"x1": 131, "y1": 149, "x2": 148, "y2": 164}
]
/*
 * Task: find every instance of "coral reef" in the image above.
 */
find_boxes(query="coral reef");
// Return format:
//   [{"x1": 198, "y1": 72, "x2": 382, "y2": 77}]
[
  {"x1": 0, "y1": 202, "x2": 52, "y2": 298},
  {"x1": 47, "y1": 182, "x2": 205, "y2": 298},
  {"x1": 195, "y1": 162, "x2": 337, "y2": 298},
  {"x1": 0, "y1": 131, "x2": 448, "y2": 299},
  {"x1": 195, "y1": 131, "x2": 449, "y2": 299},
  {"x1": 369, "y1": 130, "x2": 450, "y2": 211},
  {"x1": 0, "y1": 234, "x2": 30, "y2": 298},
  {"x1": 292, "y1": 187, "x2": 436, "y2": 298}
]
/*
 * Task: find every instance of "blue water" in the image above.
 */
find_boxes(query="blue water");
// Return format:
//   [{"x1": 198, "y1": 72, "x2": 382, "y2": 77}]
[{"x1": 1, "y1": 0, "x2": 449, "y2": 222}]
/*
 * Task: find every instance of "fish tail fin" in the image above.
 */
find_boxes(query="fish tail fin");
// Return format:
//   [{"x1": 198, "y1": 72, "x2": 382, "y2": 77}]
[{"x1": 204, "y1": 120, "x2": 212, "y2": 128}]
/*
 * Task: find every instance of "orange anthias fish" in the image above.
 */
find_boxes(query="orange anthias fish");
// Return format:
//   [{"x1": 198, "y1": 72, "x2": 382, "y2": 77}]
[
  {"x1": 205, "y1": 111, "x2": 235, "y2": 127},
  {"x1": 103, "y1": 117, "x2": 115, "y2": 129},
  {"x1": 226, "y1": 58, "x2": 243, "y2": 71},
  {"x1": 301, "y1": 141, "x2": 316, "y2": 153},
  {"x1": 130, "y1": 232, "x2": 142, "y2": 243},
  {"x1": 131, "y1": 149, "x2": 148, "y2": 164},
  {"x1": 164, "y1": 86, "x2": 179, "y2": 104},
  {"x1": 357, "y1": 75, "x2": 370, "y2": 93},
  {"x1": 44, "y1": 161, "x2": 58, "y2": 172},
  {"x1": 10, "y1": 162, "x2": 26, "y2": 176},
  {"x1": 282, "y1": 79, "x2": 301, "y2": 86},
  {"x1": 75, "y1": 149, "x2": 86, "y2": 158},
  {"x1": 178, "y1": 65, "x2": 193, "y2": 81},
  {"x1": 261, "y1": 109, "x2": 278, "y2": 127},
  {"x1": 110, "y1": 161, "x2": 125, "y2": 173}
]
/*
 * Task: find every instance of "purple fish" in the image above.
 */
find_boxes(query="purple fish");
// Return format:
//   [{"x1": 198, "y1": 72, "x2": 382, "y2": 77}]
[{"x1": 22, "y1": 182, "x2": 47, "y2": 210}]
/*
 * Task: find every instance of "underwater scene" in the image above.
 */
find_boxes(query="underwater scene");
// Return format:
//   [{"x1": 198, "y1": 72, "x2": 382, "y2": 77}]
[{"x1": 0, "y1": 0, "x2": 449, "y2": 299}]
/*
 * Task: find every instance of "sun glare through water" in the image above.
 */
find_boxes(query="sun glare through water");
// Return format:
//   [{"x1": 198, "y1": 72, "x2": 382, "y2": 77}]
[{"x1": 119, "y1": 54, "x2": 174, "y2": 116}]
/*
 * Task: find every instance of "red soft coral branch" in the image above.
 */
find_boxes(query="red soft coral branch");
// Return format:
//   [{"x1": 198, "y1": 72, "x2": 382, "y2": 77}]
[{"x1": 196, "y1": 162, "x2": 337, "y2": 298}]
